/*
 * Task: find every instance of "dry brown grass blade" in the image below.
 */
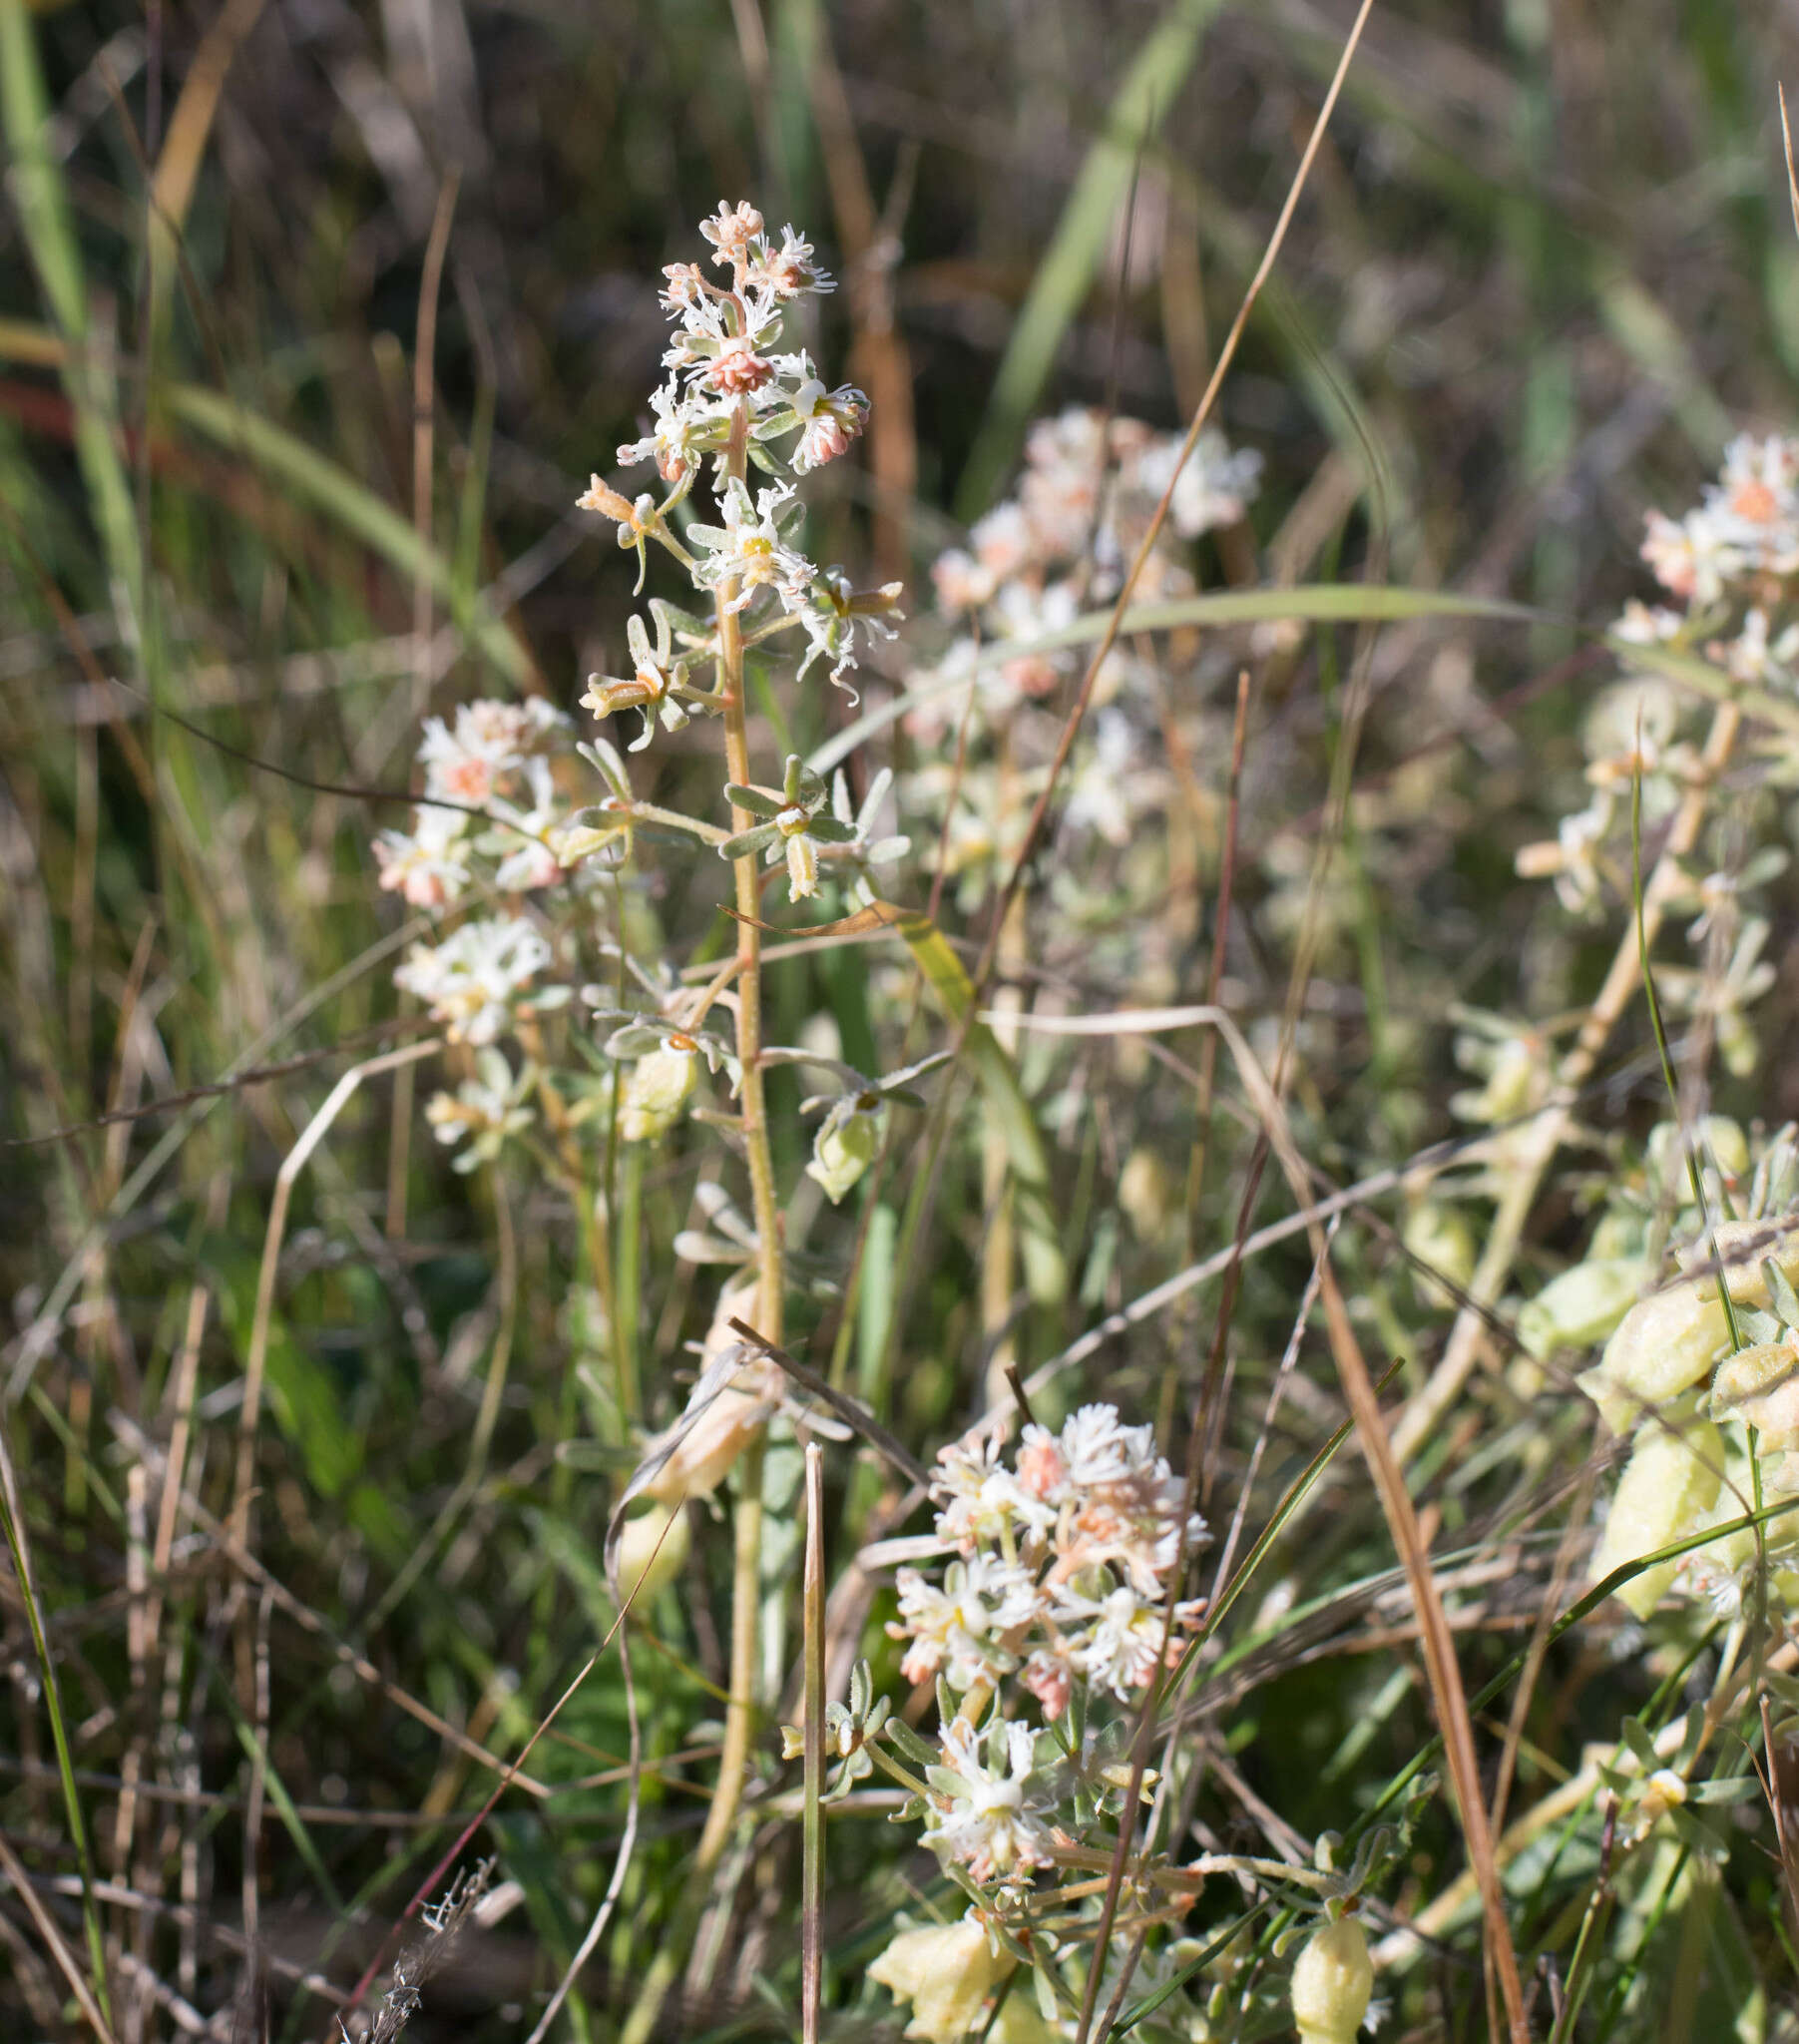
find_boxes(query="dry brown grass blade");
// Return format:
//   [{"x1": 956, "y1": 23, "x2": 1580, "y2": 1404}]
[
  {"x1": 1208, "y1": 1014, "x2": 1530, "y2": 2040},
  {"x1": 1309, "y1": 1260, "x2": 1528, "y2": 2040},
  {"x1": 995, "y1": 1000, "x2": 1530, "y2": 2035},
  {"x1": 145, "y1": 0, "x2": 265, "y2": 338},
  {"x1": 798, "y1": 5, "x2": 917, "y2": 584},
  {"x1": 728, "y1": 1317, "x2": 931, "y2": 1487},
  {"x1": 1780, "y1": 84, "x2": 1799, "y2": 247}
]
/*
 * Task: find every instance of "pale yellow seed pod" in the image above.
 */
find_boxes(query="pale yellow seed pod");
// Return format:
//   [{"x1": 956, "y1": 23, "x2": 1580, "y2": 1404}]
[
  {"x1": 807, "y1": 1105, "x2": 881, "y2": 1204},
  {"x1": 1591, "y1": 1283, "x2": 1730, "y2": 1410},
  {"x1": 1401, "y1": 1201, "x2": 1477, "y2": 1303},
  {"x1": 612, "y1": 1500, "x2": 691, "y2": 1605},
  {"x1": 1290, "y1": 1917, "x2": 1374, "y2": 2044},
  {"x1": 1710, "y1": 1341, "x2": 1799, "y2": 1449},
  {"x1": 620, "y1": 1045, "x2": 698, "y2": 1143},
  {"x1": 1589, "y1": 1417, "x2": 1724, "y2": 1619},
  {"x1": 1517, "y1": 1258, "x2": 1648, "y2": 1361},
  {"x1": 869, "y1": 1918, "x2": 1004, "y2": 2044},
  {"x1": 1676, "y1": 1217, "x2": 1799, "y2": 1307},
  {"x1": 1119, "y1": 1147, "x2": 1176, "y2": 1245}
]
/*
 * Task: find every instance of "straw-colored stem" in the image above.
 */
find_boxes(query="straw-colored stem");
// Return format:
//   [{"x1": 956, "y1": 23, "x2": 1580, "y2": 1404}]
[
  {"x1": 801, "y1": 1442, "x2": 825, "y2": 2044},
  {"x1": 620, "y1": 416, "x2": 781, "y2": 2044}
]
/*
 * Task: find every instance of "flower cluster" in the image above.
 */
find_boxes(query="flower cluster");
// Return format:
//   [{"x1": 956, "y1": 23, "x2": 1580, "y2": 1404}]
[
  {"x1": 374, "y1": 697, "x2": 577, "y2": 909},
  {"x1": 394, "y1": 915, "x2": 556, "y2": 1047},
  {"x1": 901, "y1": 408, "x2": 1256, "y2": 911},
  {"x1": 891, "y1": 1403, "x2": 1206, "y2": 1727},
  {"x1": 1516, "y1": 434, "x2": 1794, "y2": 1076},
  {"x1": 583, "y1": 199, "x2": 901, "y2": 698}
]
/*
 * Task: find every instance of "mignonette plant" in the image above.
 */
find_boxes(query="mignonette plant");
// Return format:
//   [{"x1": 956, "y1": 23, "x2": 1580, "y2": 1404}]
[
  {"x1": 1436, "y1": 436, "x2": 1799, "y2": 1634},
  {"x1": 362, "y1": 203, "x2": 1799, "y2": 2044}
]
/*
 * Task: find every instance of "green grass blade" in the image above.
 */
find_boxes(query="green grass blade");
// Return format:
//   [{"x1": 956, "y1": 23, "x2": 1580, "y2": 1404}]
[
  {"x1": 0, "y1": 0, "x2": 143, "y2": 644},
  {"x1": 877, "y1": 899, "x2": 1067, "y2": 1304},
  {"x1": 166, "y1": 384, "x2": 531, "y2": 687},
  {"x1": 0, "y1": 1447, "x2": 113, "y2": 2025},
  {"x1": 953, "y1": 0, "x2": 1222, "y2": 519}
]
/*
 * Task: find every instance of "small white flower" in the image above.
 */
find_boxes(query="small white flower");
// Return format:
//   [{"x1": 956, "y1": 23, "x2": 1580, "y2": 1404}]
[
  {"x1": 374, "y1": 802, "x2": 472, "y2": 908},
  {"x1": 394, "y1": 917, "x2": 553, "y2": 1045},
  {"x1": 926, "y1": 1720, "x2": 1054, "y2": 1884},
  {"x1": 1061, "y1": 1583, "x2": 1200, "y2": 1702},
  {"x1": 892, "y1": 1555, "x2": 1040, "y2": 1690},
  {"x1": 486, "y1": 758, "x2": 567, "y2": 891},
  {"x1": 932, "y1": 1435, "x2": 1052, "y2": 1548},
  {"x1": 689, "y1": 480, "x2": 812, "y2": 613}
]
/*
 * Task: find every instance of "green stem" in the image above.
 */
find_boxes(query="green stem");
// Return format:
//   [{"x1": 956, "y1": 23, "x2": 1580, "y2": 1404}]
[
  {"x1": 629, "y1": 800, "x2": 731, "y2": 846},
  {"x1": 0, "y1": 1456, "x2": 113, "y2": 2025}
]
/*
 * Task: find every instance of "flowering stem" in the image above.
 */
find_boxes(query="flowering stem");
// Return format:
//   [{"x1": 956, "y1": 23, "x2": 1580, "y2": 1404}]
[
  {"x1": 697, "y1": 420, "x2": 783, "y2": 1862},
  {"x1": 622, "y1": 428, "x2": 786, "y2": 2044}
]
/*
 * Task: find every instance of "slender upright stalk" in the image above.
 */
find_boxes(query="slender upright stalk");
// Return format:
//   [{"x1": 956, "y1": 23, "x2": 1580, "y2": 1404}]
[
  {"x1": 800, "y1": 1442, "x2": 826, "y2": 2044},
  {"x1": 620, "y1": 415, "x2": 785, "y2": 2044},
  {"x1": 698, "y1": 409, "x2": 783, "y2": 1859}
]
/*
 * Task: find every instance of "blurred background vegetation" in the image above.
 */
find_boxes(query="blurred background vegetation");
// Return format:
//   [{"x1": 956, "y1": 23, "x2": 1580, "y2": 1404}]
[{"x1": 8, "y1": 0, "x2": 1799, "y2": 2037}]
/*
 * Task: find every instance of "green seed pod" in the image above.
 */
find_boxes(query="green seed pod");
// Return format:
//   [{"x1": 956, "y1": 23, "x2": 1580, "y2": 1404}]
[
  {"x1": 1589, "y1": 1418, "x2": 1724, "y2": 1619},
  {"x1": 1290, "y1": 1917, "x2": 1374, "y2": 2044},
  {"x1": 1591, "y1": 1283, "x2": 1731, "y2": 1409},
  {"x1": 620, "y1": 1043, "x2": 699, "y2": 1142},
  {"x1": 1517, "y1": 1258, "x2": 1648, "y2": 1361},
  {"x1": 806, "y1": 1097, "x2": 883, "y2": 1204}
]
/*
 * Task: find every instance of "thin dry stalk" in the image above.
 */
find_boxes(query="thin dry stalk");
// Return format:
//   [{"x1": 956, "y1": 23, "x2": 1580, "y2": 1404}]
[
  {"x1": 388, "y1": 173, "x2": 460, "y2": 1243},
  {"x1": 229, "y1": 1039, "x2": 441, "y2": 1556},
  {"x1": 0, "y1": 1829, "x2": 120, "y2": 2044}
]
